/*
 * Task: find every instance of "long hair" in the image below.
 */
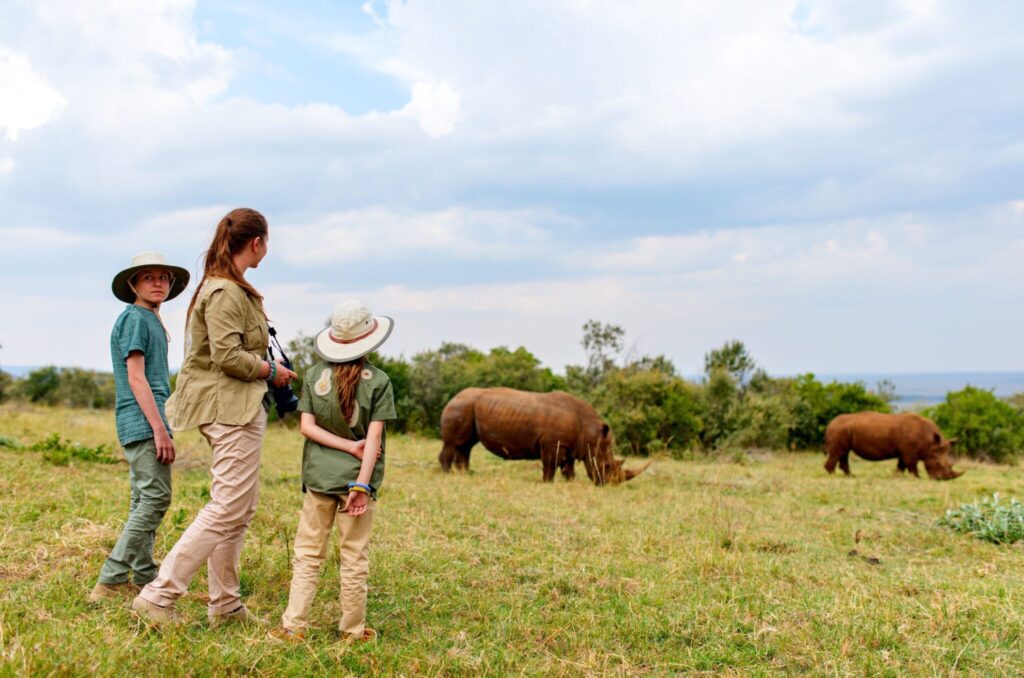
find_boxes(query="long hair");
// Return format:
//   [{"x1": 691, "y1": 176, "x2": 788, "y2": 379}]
[
  {"x1": 185, "y1": 207, "x2": 268, "y2": 326},
  {"x1": 334, "y1": 357, "x2": 367, "y2": 423}
]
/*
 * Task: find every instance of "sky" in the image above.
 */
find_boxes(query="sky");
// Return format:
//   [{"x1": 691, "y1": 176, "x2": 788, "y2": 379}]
[{"x1": 1, "y1": 0, "x2": 1023, "y2": 376}]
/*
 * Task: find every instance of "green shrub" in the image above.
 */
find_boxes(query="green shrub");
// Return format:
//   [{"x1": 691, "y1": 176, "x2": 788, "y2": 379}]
[
  {"x1": 17, "y1": 366, "x2": 60, "y2": 404},
  {"x1": 55, "y1": 367, "x2": 116, "y2": 408},
  {"x1": 939, "y1": 493, "x2": 1024, "y2": 544},
  {"x1": 701, "y1": 368, "x2": 740, "y2": 449},
  {"x1": 0, "y1": 369, "x2": 12, "y2": 403},
  {"x1": 724, "y1": 391, "x2": 795, "y2": 450},
  {"x1": 788, "y1": 374, "x2": 890, "y2": 449},
  {"x1": 925, "y1": 387, "x2": 1024, "y2": 463},
  {"x1": 591, "y1": 366, "x2": 704, "y2": 456}
]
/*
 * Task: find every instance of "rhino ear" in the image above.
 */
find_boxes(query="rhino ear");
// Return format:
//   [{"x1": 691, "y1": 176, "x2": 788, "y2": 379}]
[
  {"x1": 933, "y1": 432, "x2": 941, "y2": 445},
  {"x1": 601, "y1": 423, "x2": 610, "y2": 438}
]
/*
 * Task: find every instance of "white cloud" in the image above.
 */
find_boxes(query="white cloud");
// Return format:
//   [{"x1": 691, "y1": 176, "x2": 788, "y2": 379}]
[
  {"x1": 398, "y1": 81, "x2": 461, "y2": 137},
  {"x1": 275, "y1": 206, "x2": 559, "y2": 265},
  {"x1": 0, "y1": 47, "x2": 65, "y2": 141}
]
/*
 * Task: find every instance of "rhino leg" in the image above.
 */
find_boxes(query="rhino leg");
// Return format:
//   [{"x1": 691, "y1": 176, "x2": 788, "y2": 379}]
[
  {"x1": 838, "y1": 453, "x2": 851, "y2": 476},
  {"x1": 560, "y1": 459, "x2": 576, "y2": 481},
  {"x1": 906, "y1": 460, "x2": 920, "y2": 478},
  {"x1": 439, "y1": 443, "x2": 473, "y2": 472},
  {"x1": 824, "y1": 448, "x2": 843, "y2": 474}
]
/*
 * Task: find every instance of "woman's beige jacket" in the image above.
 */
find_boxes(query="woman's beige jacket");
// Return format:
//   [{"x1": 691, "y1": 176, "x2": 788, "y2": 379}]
[{"x1": 167, "y1": 278, "x2": 269, "y2": 430}]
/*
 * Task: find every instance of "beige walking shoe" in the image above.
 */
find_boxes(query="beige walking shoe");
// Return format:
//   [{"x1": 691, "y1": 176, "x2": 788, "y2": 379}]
[
  {"x1": 339, "y1": 627, "x2": 378, "y2": 643},
  {"x1": 88, "y1": 581, "x2": 140, "y2": 603},
  {"x1": 267, "y1": 626, "x2": 306, "y2": 643},
  {"x1": 208, "y1": 605, "x2": 265, "y2": 628},
  {"x1": 131, "y1": 595, "x2": 182, "y2": 626}
]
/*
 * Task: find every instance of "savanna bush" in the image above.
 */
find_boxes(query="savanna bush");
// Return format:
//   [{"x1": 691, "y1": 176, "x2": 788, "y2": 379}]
[
  {"x1": 787, "y1": 374, "x2": 890, "y2": 449},
  {"x1": 0, "y1": 369, "x2": 12, "y2": 403},
  {"x1": 590, "y1": 366, "x2": 704, "y2": 456},
  {"x1": 406, "y1": 343, "x2": 562, "y2": 435},
  {"x1": 926, "y1": 386, "x2": 1024, "y2": 463}
]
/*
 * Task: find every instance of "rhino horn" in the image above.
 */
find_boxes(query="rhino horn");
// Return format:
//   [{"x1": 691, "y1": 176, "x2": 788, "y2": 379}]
[{"x1": 624, "y1": 461, "x2": 652, "y2": 482}]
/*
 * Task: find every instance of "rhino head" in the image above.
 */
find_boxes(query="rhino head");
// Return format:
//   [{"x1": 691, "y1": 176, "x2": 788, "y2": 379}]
[
  {"x1": 581, "y1": 424, "x2": 652, "y2": 486},
  {"x1": 924, "y1": 433, "x2": 964, "y2": 481}
]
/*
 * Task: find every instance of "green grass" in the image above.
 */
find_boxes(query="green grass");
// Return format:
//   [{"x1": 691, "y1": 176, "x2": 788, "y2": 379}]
[{"x1": 2, "y1": 403, "x2": 1024, "y2": 676}]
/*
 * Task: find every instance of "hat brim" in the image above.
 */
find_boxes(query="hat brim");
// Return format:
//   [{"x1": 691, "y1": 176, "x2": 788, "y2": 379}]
[
  {"x1": 314, "y1": 316, "x2": 394, "y2": 362},
  {"x1": 111, "y1": 264, "x2": 191, "y2": 304}
]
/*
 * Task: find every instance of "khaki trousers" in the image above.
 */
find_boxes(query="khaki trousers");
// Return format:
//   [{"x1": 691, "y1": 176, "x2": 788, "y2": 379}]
[
  {"x1": 281, "y1": 490, "x2": 375, "y2": 635},
  {"x1": 139, "y1": 409, "x2": 266, "y2": 615}
]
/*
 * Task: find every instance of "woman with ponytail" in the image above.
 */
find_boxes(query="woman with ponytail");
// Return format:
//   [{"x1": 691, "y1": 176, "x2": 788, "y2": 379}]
[
  {"x1": 268, "y1": 300, "x2": 395, "y2": 643},
  {"x1": 133, "y1": 207, "x2": 296, "y2": 626}
]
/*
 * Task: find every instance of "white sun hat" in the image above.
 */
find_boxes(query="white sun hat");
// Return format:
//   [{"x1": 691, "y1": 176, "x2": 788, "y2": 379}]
[
  {"x1": 111, "y1": 251, "x2": 190, "y2": 304},
  {"x1": 314, "y1": 300, "x2": 394, "y2": 362}
]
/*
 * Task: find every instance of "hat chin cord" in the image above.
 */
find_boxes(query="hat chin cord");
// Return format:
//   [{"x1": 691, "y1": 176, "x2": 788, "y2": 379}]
[{"x1": 127, "y1": 278, "x2": 172, "y2": 342}]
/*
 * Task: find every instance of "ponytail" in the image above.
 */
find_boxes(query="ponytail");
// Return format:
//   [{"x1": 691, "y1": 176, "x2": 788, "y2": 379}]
[{"x1": 185, "y1": 208, "x2": 268, "y2": 328}]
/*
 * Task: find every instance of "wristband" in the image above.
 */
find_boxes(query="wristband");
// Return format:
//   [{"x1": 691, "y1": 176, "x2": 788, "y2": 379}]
[
  {"x1": 265, "y1": 360, "x2": 277, "y2": 383},
  {"x1": 348, "y1": 485, "x2": 367, "y2": 495},
  {"x1": 347, "y1": 482, "x2": 374, "y2": 494}
]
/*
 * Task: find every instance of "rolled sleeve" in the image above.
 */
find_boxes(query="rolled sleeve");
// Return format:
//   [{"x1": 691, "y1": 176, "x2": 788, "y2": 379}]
[{"x1": 205, "y1": 289, "x2": 263, "y2": 380}]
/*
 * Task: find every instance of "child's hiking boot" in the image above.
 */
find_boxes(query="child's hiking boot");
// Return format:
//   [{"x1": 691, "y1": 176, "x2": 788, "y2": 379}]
[{"x1": 89, "y1": 581, "x2": 140, "y2": 603}]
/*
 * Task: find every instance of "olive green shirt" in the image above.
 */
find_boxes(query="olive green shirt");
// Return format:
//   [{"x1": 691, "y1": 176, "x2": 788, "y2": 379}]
[
  {"x1": 297, "y1": 361, "x2": 397, "y2": 496},
  {"x1": 166, "y1": 278, "x2": 269, "y2": 430}
]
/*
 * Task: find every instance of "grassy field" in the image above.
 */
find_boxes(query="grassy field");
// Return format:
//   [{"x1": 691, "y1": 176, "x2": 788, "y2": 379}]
[{"x1": 2, "y1": 404, "x2": 1024, "y2": 676}]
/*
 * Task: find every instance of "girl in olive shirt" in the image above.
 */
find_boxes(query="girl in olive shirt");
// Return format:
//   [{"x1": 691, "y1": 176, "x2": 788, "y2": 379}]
[{"x1": 270, "y1": 300, "x2": 396, "y2": 643}]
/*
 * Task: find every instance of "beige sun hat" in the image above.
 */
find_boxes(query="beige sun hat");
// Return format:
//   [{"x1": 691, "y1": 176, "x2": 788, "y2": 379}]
[
  {"x1": 111, "y1": 251, "x2": 190, "y2": 304},
  {"x1": 315, "y1": 300, "x2": 394, "y2": 362}
]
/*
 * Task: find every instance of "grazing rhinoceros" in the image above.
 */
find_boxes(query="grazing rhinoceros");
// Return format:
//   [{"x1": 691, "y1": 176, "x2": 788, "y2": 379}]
[
  {"x1": 438, "y1": 387, "x2": 650, "y2": 485},
  {"x1": 824, "y1": 411, "x2": 963, "y2": 480}
]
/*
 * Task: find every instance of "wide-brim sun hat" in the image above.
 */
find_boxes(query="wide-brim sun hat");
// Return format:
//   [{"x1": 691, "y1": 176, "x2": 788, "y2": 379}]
[
  {"x1": 315, "y1": 300, "x2": 394, "y2": 362},
  {"x1": 111, "y1": 251, "x2": 190, "y2": 304}
]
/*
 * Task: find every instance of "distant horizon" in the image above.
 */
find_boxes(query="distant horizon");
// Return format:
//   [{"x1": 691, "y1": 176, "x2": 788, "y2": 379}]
[{"x1": 5, "y1": 362, "x2": 1024, "y2": 380}]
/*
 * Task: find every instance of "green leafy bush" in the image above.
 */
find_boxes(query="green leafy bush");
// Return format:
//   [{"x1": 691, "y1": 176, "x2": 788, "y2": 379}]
[
  {"x1": 939, "y1": 494, "x2": 1024, "y2": 544},
  {"x1": 787, "y1": 374, "x2": 890, "y2": 449},
  {"x1": 925, "y1": 387, "x2": 1024, "y2": 463},
  {"x1": 17, "y1": 366, "x2": 60, "y2": 404},
  {"x1": 591, "y1": 365, "x2": 704, "y2": 456}
]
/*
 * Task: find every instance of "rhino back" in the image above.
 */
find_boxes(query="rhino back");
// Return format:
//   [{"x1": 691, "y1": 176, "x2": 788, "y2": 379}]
[
  {"x1": 472, "y1": 388, "x2": 587, "y2": 458},
  {"x1": 837, "y1": 411, "x2": 936, "y2": 459}
]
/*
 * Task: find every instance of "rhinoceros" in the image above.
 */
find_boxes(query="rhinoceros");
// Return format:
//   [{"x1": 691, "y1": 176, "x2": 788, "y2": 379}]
[
  {"x1": 438, "y1": 387, "x2": 650, "y2": 485},
  {"x1": 824, "y1": 411, "x2": 963, "y2": 480}
]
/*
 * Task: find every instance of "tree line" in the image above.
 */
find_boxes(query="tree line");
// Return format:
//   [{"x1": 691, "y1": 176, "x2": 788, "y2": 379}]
[{"x1": 4, "y1": 321, "x2": 1024, "y2": 460}]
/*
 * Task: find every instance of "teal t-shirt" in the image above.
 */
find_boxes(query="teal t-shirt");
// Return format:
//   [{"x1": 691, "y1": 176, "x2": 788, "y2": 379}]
[
  {"x1": 297, "y1": 361, "x2": 397, "y2": 496},
  {"x1": 110, "y1": 305, "x2": 172, "y2": 446}
]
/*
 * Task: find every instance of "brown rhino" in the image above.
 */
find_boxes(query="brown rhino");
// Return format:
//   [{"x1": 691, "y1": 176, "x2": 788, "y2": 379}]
[
  {"x1": 438, "y1": 387, "x2": 650, "y2": 485},
  {"x1": 824, "y1": 411, "x2": 963, "y2": 480}
]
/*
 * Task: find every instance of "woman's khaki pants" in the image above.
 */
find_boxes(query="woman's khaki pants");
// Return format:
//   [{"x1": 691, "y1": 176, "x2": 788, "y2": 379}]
[
  {"x1": 139, "y1": 409, "x2": 266, "y2": 615},
  {"x1": 281, "y1": 490, "x2": 375, "y2": 635}
]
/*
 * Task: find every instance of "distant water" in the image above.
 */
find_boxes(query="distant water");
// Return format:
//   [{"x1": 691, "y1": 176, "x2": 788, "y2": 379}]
[{"x1": 815, "y1": 372, "x2": 1024, "y2": 408}]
